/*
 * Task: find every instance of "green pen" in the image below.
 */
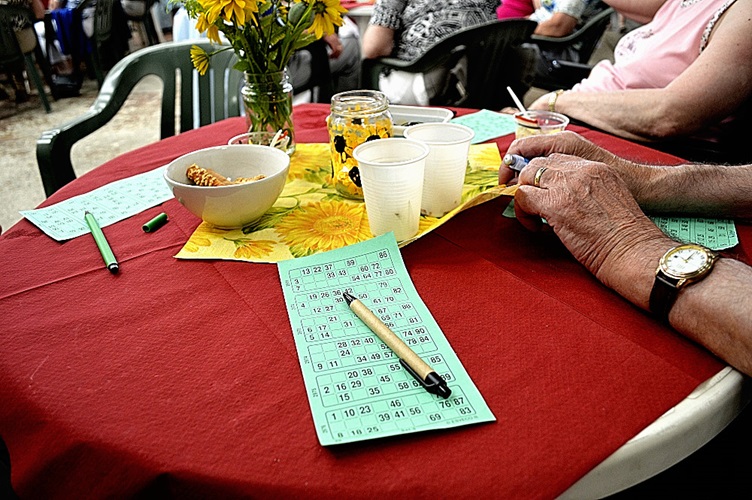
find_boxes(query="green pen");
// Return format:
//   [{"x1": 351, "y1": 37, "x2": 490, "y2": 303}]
[{"x1": 84, "y1": 211, "x2": 119, "y2": 274}]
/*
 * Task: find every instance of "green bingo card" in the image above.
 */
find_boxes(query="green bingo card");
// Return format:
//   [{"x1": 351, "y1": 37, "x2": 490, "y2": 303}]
[{"x1": 278, "y1": 233, "x2": 495, "y2": 445}]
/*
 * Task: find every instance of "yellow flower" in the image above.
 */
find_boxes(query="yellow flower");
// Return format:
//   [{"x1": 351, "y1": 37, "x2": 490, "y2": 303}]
[
  {"x1": 309, "y1": 0, "x2": 346, "y2": 38},
  {"x1": 220, "y1": 0, "x2": 259, "y2": 26},
  {"x1": 184, "y1": 235, "x2": 212, "y2": 253},
  {"x1": 197, "y1": 0, "x2": 222, "y2": 24},
  {"x1": 206, "y1": 24, "x2": 221, "y2": 44},
  {"x1": 232, "y1": 239, "x2": 276, "y2": 259},
  {"x1": 185, "y1": 0, "x2": 346, "y2": 75},
  {"x1": 419, "y1": 216, "x2": 436, "y2": 232},
  {"x1": 276, "y1": 201, "x2": 371, "y2": 255},
  {"x1": 190, "y1": 45, "x2": 211, "y2": 75}
]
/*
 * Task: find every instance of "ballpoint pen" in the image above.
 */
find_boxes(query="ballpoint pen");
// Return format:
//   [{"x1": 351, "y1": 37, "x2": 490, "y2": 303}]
[
  {"x1": 84, "y1": 211, "x2": 119, "y2": 274},
  {"x1": 343, "y1": 292, "x2": 451, "y2": 399}
]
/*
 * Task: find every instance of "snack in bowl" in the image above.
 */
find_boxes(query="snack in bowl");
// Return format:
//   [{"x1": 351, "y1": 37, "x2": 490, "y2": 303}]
[
  {"x1": 185, "y1": 164, "x2": 266, "y2": 186},
  {"x1": 164, "y1": 144, "x2": 290, "y2": 228}
]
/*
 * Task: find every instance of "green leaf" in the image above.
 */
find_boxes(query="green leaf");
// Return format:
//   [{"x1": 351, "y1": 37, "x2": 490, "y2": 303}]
[
  {"x1": 320, "y1": 192, "x2": 343, "y2": 202},
  {"x1": 464, "y1": 168, "x2": 499, "y2": 186},
  {"x1": 233, "y1": 60, "x2": 251, "y2": 72},
  {"x1": 289, "y1": 244, "x2": 317, "y2": 259},
  {"x1": 241, "y1": 206, "x2": 296, "y2": 233},
  {"x1": 302, "y1": 166, "x2": 332, "y2": 185},
  {"x1": 288, "y1": 2, "x2": 310, "y2": 25},
  {"x1": 462, "y1": 186, "x2": 493, "y2": 201},
  {"x1": 291, "y1": 33, "x2": 317, "y2": 51},
  {"x1": 269, "y1": 27, "x2": 286, "y2": 48}
]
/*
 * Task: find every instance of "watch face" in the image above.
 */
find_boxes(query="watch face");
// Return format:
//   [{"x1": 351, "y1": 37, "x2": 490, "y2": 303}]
[{"x1": 660, "y1": 244, "x2": 715, "y2": 279}]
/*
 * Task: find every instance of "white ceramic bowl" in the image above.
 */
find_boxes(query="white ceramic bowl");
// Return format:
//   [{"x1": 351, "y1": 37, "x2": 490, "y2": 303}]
[{"x1": 164, "y1": 144, "x2": 290, "y2": 228}]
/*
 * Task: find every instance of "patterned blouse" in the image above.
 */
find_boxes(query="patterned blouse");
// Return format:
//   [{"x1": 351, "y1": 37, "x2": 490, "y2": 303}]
[{"x1": 369, "y1": 0, "x2": 499, "y2": 60}]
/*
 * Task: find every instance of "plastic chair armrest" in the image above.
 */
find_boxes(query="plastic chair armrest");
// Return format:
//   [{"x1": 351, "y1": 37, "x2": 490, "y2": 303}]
[{"x1": 36, "y1": 92, "x2": 123, "y2": 197}]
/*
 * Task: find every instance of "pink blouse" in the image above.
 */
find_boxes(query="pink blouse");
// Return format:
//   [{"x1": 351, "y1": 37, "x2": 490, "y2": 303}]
[
  {"x1": 496, "y1": 0, "x2": 535, "y2": 19},
  {"x1": 573, "y1": 0, "x2": 737, "y2": 92}
]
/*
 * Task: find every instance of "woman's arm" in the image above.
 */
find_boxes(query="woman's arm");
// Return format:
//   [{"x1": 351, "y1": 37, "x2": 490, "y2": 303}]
[
  {"x1": 513, "y1": 157, "x2": 752, "y2": 376},
  {"x1": 534, "y1": 12, "x2": 578, "y2": 36},
  {"x1": 362, "y1": 0, "x2": 406, "y2": 59},
  {"x1": 362, "y1": 25, "x2": 395, "y2": 59},
  {"x1": 531, "y1": 1, "x2": 752, "y2": 142},
  {"x1": 603, "y1": 0, "x2": 667, "y2": 23}
]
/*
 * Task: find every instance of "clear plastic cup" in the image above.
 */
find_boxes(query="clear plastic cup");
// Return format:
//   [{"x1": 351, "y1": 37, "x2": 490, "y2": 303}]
[
  {"x1": 513, "y1": 110, "x2": 569, "y2": 139},
  {"x1": 353, "y1": 138, "x2": 429, "y2": 241},
  {"x1": 403, "y1": 123, "x2": 474, "y2": 217}
]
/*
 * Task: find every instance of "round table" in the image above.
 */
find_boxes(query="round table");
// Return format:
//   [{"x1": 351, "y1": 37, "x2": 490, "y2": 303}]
[{"x1": 1, "y1": 104, "x2": 748, "y2": 498}]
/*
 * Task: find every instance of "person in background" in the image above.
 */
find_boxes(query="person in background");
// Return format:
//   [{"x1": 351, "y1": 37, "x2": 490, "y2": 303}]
[
  {"x1": 497, "y1": 0, "x2": 606, "y2": 88},
  {"x1": 496, "y1": 0, "x2": 535, "y2": 20},
  {"x1": 527, "y1": 0, "x2": 752, "y2": 164},
  {"x1": 172, "y1": 10, "x2": 359, "y2": 98},
  {"x1": 361, "y1": 0, "x2": 498, "y2": 105},
  {"x1": 0, "y1": 0, "x2": 45, "y2": 103},
  {"x1": 500, "y1": 130, "x2": 752, "y2": 377},
  {"x1": 498, "y1": 0, "x2": 603, "y2": 37},
  {"x1": 288, "y1": 16, "x2": 361, "y2": 98},
  {"x1": 325, "y1": 15, "x2": 360, "y2": 94}
]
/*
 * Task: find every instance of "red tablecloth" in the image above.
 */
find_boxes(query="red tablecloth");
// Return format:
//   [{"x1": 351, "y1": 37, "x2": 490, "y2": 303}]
[{"x1": 1, "y1": 104, "x2": 747, "y2": 497}]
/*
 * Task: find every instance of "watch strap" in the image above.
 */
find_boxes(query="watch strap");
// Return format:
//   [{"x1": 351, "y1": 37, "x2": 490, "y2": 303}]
[{"x1": 649, "y1": 272, "x2": 679, "y2": 324}]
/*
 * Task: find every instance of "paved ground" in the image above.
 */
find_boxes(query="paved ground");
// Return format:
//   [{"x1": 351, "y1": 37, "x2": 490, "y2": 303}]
[{"x1": 0, "y1": 76, "x2": 162, "y2": 233}]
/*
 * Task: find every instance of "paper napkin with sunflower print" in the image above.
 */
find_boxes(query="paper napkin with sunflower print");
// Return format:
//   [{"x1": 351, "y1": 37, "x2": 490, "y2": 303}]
[{"x1": 175, "y1": 143, "x2": 504, "y2": 263}]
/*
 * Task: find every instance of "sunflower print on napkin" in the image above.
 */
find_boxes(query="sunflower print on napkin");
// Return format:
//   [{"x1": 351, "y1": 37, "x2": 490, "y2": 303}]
[{"x1": 175, "y1": 143, "x2": 502, "y2": 263}]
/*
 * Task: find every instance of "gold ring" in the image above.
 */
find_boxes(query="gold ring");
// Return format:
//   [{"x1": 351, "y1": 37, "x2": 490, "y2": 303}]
[{"x1": 533, "y1": 167, "x2": 548, "y2": 187}]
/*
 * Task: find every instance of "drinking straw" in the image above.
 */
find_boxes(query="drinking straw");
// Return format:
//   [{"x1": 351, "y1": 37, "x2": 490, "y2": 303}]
[{"x1": 506, "y1": 86, "x2": 527, "y2": 112}]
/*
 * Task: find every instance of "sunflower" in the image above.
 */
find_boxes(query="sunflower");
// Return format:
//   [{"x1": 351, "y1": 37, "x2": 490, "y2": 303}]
[
  {"x1": 190, "y1": 45, "x2": 211, "y2": 76},
  {"x1": 184, "y1": 235, "x2": 212, "y2": 253},
  {"x1": 275, "y1": 201, "x2": 371, "y2": 256},
  {"x1": 232, "y1": 239, "x2": 277, "y2": 260},
  {"x1": 184, "y1": 0, "x2": 345, "y2": 77},
  {"x1": 309, "y1": 0, "x2": 347, "y2": 38}
]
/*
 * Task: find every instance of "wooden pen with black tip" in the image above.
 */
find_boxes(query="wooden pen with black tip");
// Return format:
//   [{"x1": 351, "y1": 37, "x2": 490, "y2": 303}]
[{"x1": 343, "y1": 292, "x2": 451, "y2": 399}]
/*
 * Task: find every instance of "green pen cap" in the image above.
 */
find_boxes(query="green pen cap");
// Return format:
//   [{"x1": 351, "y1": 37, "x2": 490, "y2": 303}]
[{"x1": 143, "y1": 212, "x2": 168, "y2": 233}]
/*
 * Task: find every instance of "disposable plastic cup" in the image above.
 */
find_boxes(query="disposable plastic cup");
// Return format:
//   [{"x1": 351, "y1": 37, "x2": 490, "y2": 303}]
[
  {"x1": 403, "y1": 122, "x2": 474, "y2": 217},
  {"x1": 353, "y1": 138, "x2": 429, "y2": 241},
  {"x1": 513, "y1": 110, "x2": 569, "y2": 139}
]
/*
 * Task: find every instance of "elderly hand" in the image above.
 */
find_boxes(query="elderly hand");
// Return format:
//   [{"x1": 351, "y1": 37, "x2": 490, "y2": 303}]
[
  {"x1": 500, "y1": 131, "x2": 647, "y2": 199},
  {"x1": 514, "y1": 154, "x2": 671, "y2": 294},
  {"x1": 324, "y1": 34, "x2": 343, "y2": 59}
]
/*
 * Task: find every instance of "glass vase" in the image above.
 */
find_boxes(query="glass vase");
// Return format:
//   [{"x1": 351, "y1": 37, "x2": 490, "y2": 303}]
[{"x1": 241, "y1": 69, "x2": 295, "y2": 155}]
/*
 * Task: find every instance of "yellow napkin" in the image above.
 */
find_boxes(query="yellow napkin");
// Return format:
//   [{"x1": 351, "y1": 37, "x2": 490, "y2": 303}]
[{"x1": 175, "y1": 143, "x2": 506, "y2": 263}]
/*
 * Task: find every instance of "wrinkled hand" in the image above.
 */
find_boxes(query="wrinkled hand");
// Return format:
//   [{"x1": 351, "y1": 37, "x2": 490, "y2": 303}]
[
  {"x1": 514, "y1": 154, "x2": 668, "y2": 289},
  {"x1": 500, "y1": 131, "x2": 643, "y2": 195}
]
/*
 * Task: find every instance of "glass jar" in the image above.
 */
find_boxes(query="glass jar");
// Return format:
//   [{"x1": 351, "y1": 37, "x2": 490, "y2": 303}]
[{"x1": 327, "y1": 90, "x2": 392, "y2": 199}]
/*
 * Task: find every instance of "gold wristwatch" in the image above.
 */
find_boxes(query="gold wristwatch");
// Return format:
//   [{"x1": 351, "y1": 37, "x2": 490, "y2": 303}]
[{"x1": 649, "y1": 243, "x2": 718, "y2": 323}]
